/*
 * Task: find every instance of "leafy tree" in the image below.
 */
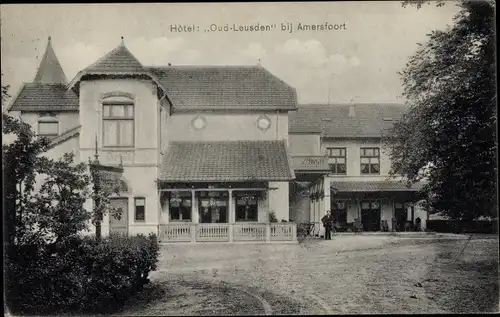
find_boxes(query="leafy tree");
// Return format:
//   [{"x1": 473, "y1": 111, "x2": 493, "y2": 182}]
[
  {"x1": 384, "y1": 1, "x2": 496, "y2": 220},
  {"x1": 2, "y1": 112, "x2": 121, "y2": 250}
]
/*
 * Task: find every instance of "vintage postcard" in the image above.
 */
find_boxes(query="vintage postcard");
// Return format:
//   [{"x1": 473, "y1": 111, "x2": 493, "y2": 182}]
[{"x1": 1, "y1": 2, "x2": 497, "y2": 315}]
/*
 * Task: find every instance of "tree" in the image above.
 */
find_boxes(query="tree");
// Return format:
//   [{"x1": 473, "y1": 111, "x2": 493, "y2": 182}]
[
  {"x1": 2, "y1": 112, "x2": 121, "y2": 249},
  {"x1": 383, "y1": 1, "x2": 496, "y2": 220},
  {"x1": 2, "y1": 114, "x2": 92, "y2": 250}
]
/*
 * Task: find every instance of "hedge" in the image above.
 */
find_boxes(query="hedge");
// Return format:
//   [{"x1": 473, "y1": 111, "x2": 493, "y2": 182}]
[
  {"x1": 5, "y1": 233, "x2": 160, "y2": 315},
  {"x1": 426, "y1": 220, "x2": 498, "y2": 234}
]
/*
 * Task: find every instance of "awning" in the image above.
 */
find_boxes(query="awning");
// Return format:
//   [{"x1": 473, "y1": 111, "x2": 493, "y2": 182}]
[
  {"x1": 159, "y1": 140, "x2": 295, "y2": 182},
  {"x1": 330, "y1": 180, "x2": 423, "y2": 193}
]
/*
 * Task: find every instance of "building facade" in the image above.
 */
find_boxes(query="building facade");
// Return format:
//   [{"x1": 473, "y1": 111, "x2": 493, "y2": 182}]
[
  {"x1": 288, "y1": 104, "x2": 428, "y2": 237},
  {"x1": 8, "y1": 37, "x2": 299, "y2": 243},
  {"x1": 7, "y1": 38, "x2": 426, "y2": 242}
]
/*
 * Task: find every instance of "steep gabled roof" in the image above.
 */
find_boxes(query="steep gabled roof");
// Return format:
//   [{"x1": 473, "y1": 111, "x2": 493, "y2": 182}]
[
  {"x1": 83, "y1": 41, "x2": 144, "y2": 73},
  {"x1": 33, "y1": 36, "x2": 67, "y2": 84},
  {"x1": 148, "y1": 66, "x2": 297, "y2": 111},
  {"x1": 289, "y1": 103, "x2": 408, "y2": 138},
  {"x1": 67, "y1": 39, "x2": 164, "y2": 92}
]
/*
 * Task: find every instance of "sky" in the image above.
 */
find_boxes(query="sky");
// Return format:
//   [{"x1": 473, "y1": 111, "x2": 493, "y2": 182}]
[{"x1": 1, "y1": 2, "x2": 460, "y2": 105}]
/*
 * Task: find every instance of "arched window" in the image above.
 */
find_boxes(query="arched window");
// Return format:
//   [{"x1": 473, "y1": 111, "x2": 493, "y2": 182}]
[{"x1": 102, "y1": 95, "x2": 134, "y2": 147}]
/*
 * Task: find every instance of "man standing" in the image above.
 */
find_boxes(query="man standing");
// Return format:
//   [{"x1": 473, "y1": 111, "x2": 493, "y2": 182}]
[{"x1": 322, "y1": 210, "x2": 333, "y2": 240}]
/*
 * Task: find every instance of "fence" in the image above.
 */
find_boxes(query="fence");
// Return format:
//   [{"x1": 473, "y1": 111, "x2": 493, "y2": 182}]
[{"x1": 159, "y1": 223, "x2": 297, "y2": 243}]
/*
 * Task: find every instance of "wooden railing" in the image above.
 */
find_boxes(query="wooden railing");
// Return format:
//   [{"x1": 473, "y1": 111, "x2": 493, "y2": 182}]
[
  {"x1": 270, "y1": 223, "x2": 296, "y2": 241},
  {"x1": 195, "y1": 224, "x2": 229, "y2": 242},
  {"x1": 233, "y1": 223, "x2": 267, "y2": 241},
  {"x1": 159, "y1": 223, "x2": 297, "y2": 243},
  {"x1": 159, "y1": 223, "x2": 192, "y2": 242}
]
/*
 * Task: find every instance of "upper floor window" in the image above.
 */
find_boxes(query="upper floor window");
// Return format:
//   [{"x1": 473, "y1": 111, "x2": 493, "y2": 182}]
[
  {"x1": 326, "y1": 147, "x2": 346, "y2": 174},
  {"x1": 38, "y1": 121, "x2": 59, "y2": 139},
  {"x1": 102, "y1": 102, "x2": 134, "y2": 147},
  {"x1": 360, "y1": 147, "x2": 380, "y2": 174}
]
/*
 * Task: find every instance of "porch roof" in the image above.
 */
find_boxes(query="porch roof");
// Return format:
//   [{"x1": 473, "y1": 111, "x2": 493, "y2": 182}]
[
  {"x1": 159, "y1": 140, "x2": 295, "y2": 182},
  {"x1": 330, "y1": 180, "x2": 423, "y2": 192}
]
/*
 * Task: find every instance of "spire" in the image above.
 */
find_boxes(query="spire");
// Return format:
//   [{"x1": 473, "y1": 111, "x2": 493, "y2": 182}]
[{"x1": 33, "y1": 36, "x2": 68, "y2": 84}]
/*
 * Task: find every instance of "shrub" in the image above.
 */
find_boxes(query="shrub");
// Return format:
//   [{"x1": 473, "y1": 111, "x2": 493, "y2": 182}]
[
  {"x1": 5, "y1": 233, "x2": 160, "y2": 315},
  {"x1": 269, "y1": 211, "x2": 278, "y2": 222}
]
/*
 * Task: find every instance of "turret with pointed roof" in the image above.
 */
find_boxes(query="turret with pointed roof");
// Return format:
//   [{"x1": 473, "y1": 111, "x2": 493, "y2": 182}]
[
  {"x1": 8, "y1": 37, "x2": 78, "y2": 112},
  {"x1": 67, "y1": 37, "x2": 164, "y2": 93},
  {"x1": 33, "y1": 36, "x2": 67, "y2": 84}
]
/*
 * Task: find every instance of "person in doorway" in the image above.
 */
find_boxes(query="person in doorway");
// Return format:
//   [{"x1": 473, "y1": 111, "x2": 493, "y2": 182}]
[{"x1": 322, "y1": 210, "x2": 333, "y2": 240}]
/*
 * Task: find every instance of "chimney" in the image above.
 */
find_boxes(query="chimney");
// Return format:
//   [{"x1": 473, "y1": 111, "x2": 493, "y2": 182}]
[{"x1": 348, "y1": 104, "x2": 356, "y2": 117}]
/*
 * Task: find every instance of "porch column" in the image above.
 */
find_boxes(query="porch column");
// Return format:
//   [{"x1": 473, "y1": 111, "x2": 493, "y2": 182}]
[
  {"x1": 228, "y1": 189, "x2": 234, "y2": 242},
  {"x1": 324, "y1": 177, "x2": 331, "y2": 213},
  {"x1": 191, "y1": 190, "x2": 197, "y2": 242},
  {"x1": 228, "y1": 189, "x2": 234, "y2": 223},
  {"x1": 191, "y1": 190, "x2": 198, "y2": 224}
]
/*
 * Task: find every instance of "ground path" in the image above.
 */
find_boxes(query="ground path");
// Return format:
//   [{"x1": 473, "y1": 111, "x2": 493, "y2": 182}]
[{"x1": 119, "y1": 234, "x2": 498, "y2": 315}]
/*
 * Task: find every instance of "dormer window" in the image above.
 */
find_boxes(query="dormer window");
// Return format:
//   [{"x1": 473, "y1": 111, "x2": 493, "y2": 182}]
[
  {"x1": 38, "y1": 120, "x2": 59, "y2": 140},
  {"x1": 102, "y1": 96, "x2": 134, "y2": 147}
]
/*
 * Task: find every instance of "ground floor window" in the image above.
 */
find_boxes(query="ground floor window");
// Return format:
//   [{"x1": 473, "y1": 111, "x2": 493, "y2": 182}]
[
  {"x1": 361, "y1": 200, "x2": 381, "y2": 231},
  {"x1": 235, "y1": 192, "x2": 258, "y2": 222},
  {"x1": 169, "y1": 191, "x2": 192, "y2": 221},
  {"x1": 198, "y1": 191, "x2": 228, "y2": 223},
  {"x1": 134, "y1": 197, "x2": 146, "y2": 221}
]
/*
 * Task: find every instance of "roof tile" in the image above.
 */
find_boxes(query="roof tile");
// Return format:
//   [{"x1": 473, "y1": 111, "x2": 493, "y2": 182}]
[
  {"x1": 289, "y1": 104, "x2": 408, "y2": 137},
  {"x1": 330, "y1": 180, "x2": 423, "y2": 192},
  {"x1": 160, "y1": 140, "x2": 294, "y2": 182},
  {"x1": 148, "y1": 66, "x2": 296, "y2": 110},
  {"x1": 9, "y1": 83, "x2": 79, "y2": 112},
  {"x1": 83, "y1": 44, "x2": 144, "y2": 73}
]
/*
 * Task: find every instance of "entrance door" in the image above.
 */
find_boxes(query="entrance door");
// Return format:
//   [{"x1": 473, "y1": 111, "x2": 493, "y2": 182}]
[
  {"x1": 394, "y1": 202, "x2": 406, "y2": 231},
  {"x1": 109, "y1": 198, "x2": 129, "y2": 234},
  {"x1": 361, "y1": 201, "x2": 381, "y2": 231}
]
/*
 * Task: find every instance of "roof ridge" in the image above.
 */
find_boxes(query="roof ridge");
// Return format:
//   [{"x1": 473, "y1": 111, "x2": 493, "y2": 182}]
[
  {"x1": 170, "y1": 140, "x2": 283, "y2": 143},
  {"x1": 148, "y1": 65, "x2": 261, "y2": 70},
  {"x1": 297, "y1": 103, "x2": 407, "y2": 107}
]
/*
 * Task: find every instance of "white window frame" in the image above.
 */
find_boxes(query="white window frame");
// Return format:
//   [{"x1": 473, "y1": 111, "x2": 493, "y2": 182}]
[{"x1": 102, "y1": 97, "x2": 135, "y2": 148}]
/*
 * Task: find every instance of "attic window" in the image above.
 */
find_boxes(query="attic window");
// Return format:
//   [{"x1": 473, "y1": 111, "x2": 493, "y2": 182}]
[{"x1": 38, "y1": 121, "x2": 59, "y2": 140}]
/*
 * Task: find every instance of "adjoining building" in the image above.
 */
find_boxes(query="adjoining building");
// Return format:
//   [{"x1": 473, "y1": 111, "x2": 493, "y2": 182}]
[
  {"x1": 288, "y1": 104, "x2": 427, "y2": 237},
  {"x1": 7, "y1": 37, "x2": 426, "y2": 243}
]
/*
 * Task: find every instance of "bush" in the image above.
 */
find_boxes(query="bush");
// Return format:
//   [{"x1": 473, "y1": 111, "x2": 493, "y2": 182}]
[
  {"x1": 5, "y1": 233, "x2": 160, "y2": 315},
  {"x1": 269, "y1": 211, "x2": 278, "y2": 222},
  {"x1": 426, "y1": 220, "x2": 498, "y2": 234}
]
